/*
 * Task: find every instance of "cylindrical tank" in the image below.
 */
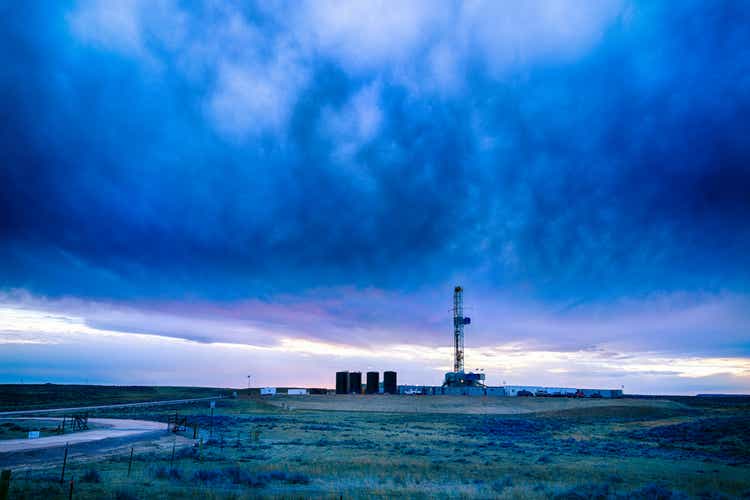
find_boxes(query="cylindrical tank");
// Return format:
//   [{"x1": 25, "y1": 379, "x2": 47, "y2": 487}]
[
  {"x1": 336, "y1": 371, "x2": 349, "y2": 395},
  {"x1": 383, "y1": 371, "x2": 397, "y2": 394},
  {"x1": 366, "y1": 371, "x2": 379, "y2": 394},
  {"x1": 348, "y1": 372, "x2": 362, "y2": 394}
]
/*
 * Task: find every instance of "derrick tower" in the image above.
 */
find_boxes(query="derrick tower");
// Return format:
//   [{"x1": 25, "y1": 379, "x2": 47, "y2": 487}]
[
  {"x1": 453, "y1": 286, "x2": 467, "y2": 373},
  {"x1": 443, "y1": 285, "x2": 484, "y2": 388}
]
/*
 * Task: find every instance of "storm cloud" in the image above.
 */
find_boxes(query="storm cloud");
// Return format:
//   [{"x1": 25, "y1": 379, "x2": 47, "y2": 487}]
[{"x1": 1, "y1": 1, "x2": 749, "y2": 392}]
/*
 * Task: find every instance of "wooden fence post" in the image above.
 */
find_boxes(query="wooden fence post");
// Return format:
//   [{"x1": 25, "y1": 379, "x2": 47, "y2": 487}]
[
  {"x1": 127, "y1": 447, "x2": 134, "y2": 478},
  {"x1": 0, "y1": 469, "x2": 11, "y2": 500},
  {"x1": 60, "y1": 442, "x2": 69, "y2": 483},
  {"x1": 68, "y1": 478, "x2": 74, "y2": 500},
  {"x1": 170, "y1": 438, "x2": 176, "y2": 468}
]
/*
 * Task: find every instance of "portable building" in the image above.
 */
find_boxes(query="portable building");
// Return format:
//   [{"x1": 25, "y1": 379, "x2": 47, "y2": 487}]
[
  {"x1": 443, "y1": 385, "x2": 486, "y2": 396},
  {"x1": 505, "y1": 385, "x2": 544, "y2": 396},
  {"x1": 577, "y1": 388, "x2": 622, "y2": 398},
  {"x1": 545, "y1": 387, "x2": 577, "y2": 396},
  {"x1": 260, "y1": 387, "x2": 276, "y2": 396},
  {"x1": 485, "y1": 386, "x2": 506, "y2": 397},
  {"x1": 287, "y1": 388, "x2": 308, "y2": 395}
]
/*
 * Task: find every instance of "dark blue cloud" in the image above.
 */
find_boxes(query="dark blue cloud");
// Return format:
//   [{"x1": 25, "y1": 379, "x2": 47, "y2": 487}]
[{"x1": 1, "y1": 0, "x2": 749, "y2": 304}]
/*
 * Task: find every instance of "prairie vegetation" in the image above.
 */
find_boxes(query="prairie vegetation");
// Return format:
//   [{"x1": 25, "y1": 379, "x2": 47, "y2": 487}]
[
  {"x1": 0, "y1": 419, "x2": 64, "y2": 440},
  {"x1": 0, "y1": 384, "x2": 227, "y2": 412},
  {"x1": 1, "y1": 387, "x2": 749, "y2": 498}
]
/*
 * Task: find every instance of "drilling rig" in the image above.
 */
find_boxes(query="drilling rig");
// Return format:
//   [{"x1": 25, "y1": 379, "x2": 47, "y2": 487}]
[{"x1": 443, "y1": 286, "x2": 485, "y2": 388}]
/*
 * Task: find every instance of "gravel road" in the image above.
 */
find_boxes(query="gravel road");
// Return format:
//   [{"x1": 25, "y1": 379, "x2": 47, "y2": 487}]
[{"x1": 0, "y1": 418, "x2": 166, "y2": 453}]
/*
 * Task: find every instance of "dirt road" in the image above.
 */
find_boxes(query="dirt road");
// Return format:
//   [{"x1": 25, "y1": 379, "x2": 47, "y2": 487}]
[{"x1": 0, "y1": 418, "x2": 166, "y2": 453}]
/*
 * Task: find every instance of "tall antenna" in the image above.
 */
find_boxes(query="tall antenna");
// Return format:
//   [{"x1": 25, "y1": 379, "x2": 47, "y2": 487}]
[{"x1": 453, "y1": 286, "x2": 470, "y2": 373}]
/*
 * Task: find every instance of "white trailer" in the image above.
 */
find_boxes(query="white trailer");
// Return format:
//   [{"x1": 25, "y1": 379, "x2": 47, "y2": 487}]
[
  {"x1": 260, "y1": 387, "x2": 276, "y2": 396},
  {"x1": 546, "y1": 387, "x2": 578, "y2": 396},
  {"x1": 505, "y1": 385, "x2": 544, "y2": 396},
  {"x1": 287, "y1": 388, "x2": 308, "y2": 395}
]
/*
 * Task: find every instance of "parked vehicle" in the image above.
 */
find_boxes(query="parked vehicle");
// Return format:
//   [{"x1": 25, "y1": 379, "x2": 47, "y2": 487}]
[{"x1": 517, "y1": 390, "x2": 534, "y2": 397}]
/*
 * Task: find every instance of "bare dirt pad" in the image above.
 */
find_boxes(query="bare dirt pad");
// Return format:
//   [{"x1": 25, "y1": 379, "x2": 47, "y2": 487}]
[{"x1": 262, "y1": 394, "x2": 684, "y2": 414}]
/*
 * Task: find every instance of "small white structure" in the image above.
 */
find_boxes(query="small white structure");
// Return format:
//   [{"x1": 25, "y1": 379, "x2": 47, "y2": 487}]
[
  {"x1": 287, "y1": 388, "x2": 308, "y2": 395},
  {"x1": 260, "y1": 387, "x2": 276, "y2": 396},
  {"x1": 28, "y1": 431, "x2": 40, "y2": 439}
]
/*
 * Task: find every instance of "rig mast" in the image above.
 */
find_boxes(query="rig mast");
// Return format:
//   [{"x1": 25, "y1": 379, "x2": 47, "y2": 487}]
[
  {"x1": 443, "y1": 285, "x2": 483, "y2": 388},
  {"x1": 453, "y1": 286, "x2": 467, "y2": 373}
]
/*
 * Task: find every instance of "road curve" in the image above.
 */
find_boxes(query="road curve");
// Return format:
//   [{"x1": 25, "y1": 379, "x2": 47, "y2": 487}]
[{"x1": 0, "y1": 418, "x2": 167, "y2": 453}]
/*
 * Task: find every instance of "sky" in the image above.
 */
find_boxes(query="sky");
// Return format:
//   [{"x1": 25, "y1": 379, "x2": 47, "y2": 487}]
[{"x1": 1, "y1": 1, "x2": 749, "y2": 394}]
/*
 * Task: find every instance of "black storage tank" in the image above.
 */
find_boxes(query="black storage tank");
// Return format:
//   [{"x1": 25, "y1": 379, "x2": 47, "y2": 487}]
[
  {"x1": 348, "y1": 372, "x2": 362, "y2": 394},
  {"x1": 383, "y1": 371, "x2": 397, "y2": 394},
  {"x1": 335, "y1": 371, "x2": 349, "y2": 394},
  {"x1": 366, "y1": 371, "x2": 379, "y2": 394}
]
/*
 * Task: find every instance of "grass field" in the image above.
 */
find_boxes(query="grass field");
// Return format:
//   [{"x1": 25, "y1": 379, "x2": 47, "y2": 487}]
[
  {"x1": 0, "y1": 384, "x2": 230, "y2": 412},
  {"x1": 260, "y1": 393, "x2": 685, "y2": 414},
  {"x1": 0, "y1": 419, "x2": 92, "y2": 440},
  {"x1": 1, "y1": 385, "x2": 749, "y2": 499}
]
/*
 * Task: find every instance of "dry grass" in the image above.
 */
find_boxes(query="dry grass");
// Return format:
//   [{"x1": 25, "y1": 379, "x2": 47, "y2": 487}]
[
  {"x1": 4, "y1": 394, "x2": 750, "y2": 498},
  {"x1": 262, "y1": 393, "x2": 684, "y2": 414}
]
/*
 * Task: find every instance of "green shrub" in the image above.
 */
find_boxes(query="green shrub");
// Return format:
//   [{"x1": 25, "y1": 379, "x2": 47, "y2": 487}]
[
  {"x1": 151, "y1": 466, "x2": 181, "y2": 480},
  {"x1": 114, "y1": 489, "x2": 138, "y2": 500},
  {"x1": 491, "y1": 477, "x2": 513, "y2": 493},
  {"x1": 193, "y1": 469, "x2": 222, "y2": 482},
  {"x1": 81, "y1": 468, "x2": 101, "y2": 483}
]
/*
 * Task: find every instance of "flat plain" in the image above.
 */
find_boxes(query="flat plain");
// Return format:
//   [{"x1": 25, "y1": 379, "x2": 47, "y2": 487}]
[{"x1": 1, "y1": 386, "x2": 748, "y2": 499}]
